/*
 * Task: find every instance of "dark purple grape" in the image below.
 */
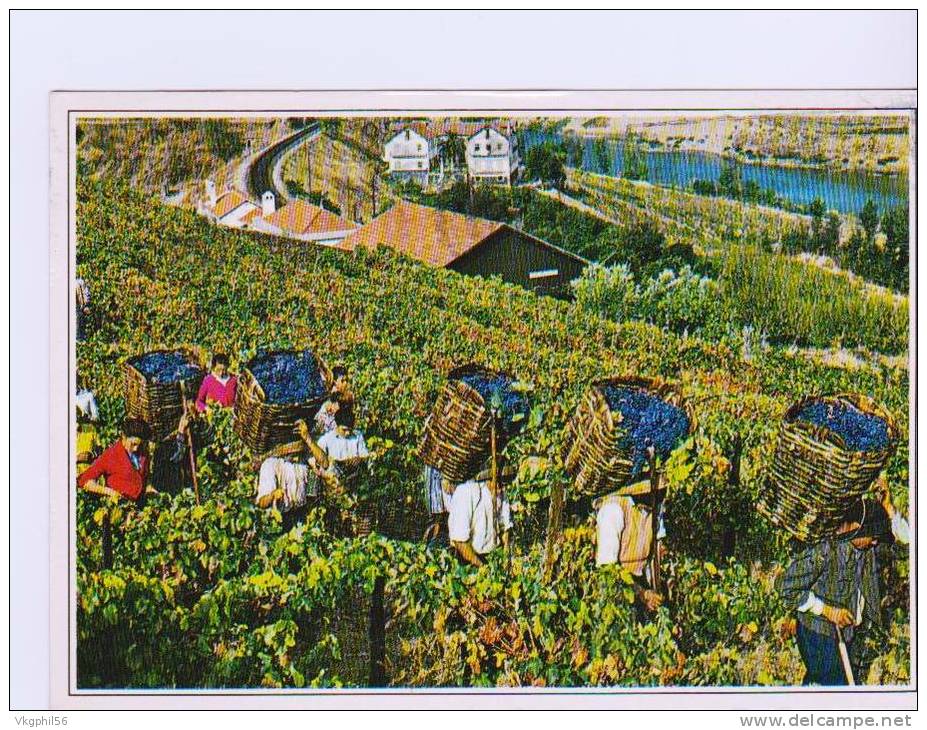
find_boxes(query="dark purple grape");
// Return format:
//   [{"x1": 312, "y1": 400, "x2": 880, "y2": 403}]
[
  {"x1": 600, "y1": 385, "x2": 690, "y2": 478},
  {"x1": 130, "y1": 351, "x2": 203, "y2": 385},
  {"x1": 795, "y1": 400, "x2": 889, "y2": 452},
  {"x1": 458, "y1": 371, "x2": 529, "y2": 438},
  {"x1": 248, "y1": 349, "x2": 327, "y2": 405}
]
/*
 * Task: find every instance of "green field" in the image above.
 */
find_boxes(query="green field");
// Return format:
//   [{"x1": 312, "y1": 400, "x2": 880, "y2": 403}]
[{"x1": 75, "y1": 177, "x2": 909, "y2": 689}]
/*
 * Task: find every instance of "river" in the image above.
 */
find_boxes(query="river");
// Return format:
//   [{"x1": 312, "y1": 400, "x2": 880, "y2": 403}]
[{"x1": 521, "y1": 131, "x2": 907, "y2": 216}]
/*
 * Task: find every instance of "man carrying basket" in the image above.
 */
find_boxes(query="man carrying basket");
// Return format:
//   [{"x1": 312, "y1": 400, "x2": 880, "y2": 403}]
[
  {"x1": 595, "y1": 470, "x2": 667, "y2": 617},
  {"x1": 779, "y1": 484, "x2": 909, "y2": 685},
  {"x1": 448, "y1": 461, "x2": 514, "y2": 567}
]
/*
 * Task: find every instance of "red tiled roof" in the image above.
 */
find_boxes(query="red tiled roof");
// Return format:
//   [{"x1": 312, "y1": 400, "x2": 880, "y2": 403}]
[
  {"x1": 339, "y1": 201, "x2": 504, "y2": 267},
  {"x1": 240, "y1": 207, "x2": 263, "y2": 225},
  {"x1": 394, "y1": 120, "x2": 498, "y2": 141},
  {"x1": 214, "y1": 190, "x2": 253, "y2": 219},
  {"x1": 263, "y1": 200, "x2": 357, "y2": 236}
]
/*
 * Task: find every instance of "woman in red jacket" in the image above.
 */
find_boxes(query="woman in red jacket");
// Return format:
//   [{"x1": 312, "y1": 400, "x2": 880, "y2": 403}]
[{"x1": 78, "y1": 418, "x2": 153, "y2": 502}]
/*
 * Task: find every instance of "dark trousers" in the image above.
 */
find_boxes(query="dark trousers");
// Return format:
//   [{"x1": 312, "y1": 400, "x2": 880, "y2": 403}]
[{"x1": 797, "y1": 622, "x2": 852, "y2": 685}]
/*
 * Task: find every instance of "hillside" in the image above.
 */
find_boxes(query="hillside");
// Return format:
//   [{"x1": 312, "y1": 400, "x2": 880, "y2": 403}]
[
  {"x1": 280, "y1": 132, "x2": 392, "y2": 224},
  {"x1": 75, "y1": 178, "x2": 909, "y2": 689},
  {"x1": 76, "y1": 117, "x2": 291, "y2": 198},
  {"x1": 564, "y1": 115, "x2": 911, "y2": 175}
]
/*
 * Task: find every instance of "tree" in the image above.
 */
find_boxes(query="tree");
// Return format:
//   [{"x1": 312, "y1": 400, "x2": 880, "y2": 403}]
[
  {"x1": 808, "y1": 197, "x2": 826, "y2": 242},
  {"x1": 620, "y1": 219, "x2": 665, "y2": 272},
  {"x1": 821, "y1": 211, "x2": 841, "y2": 256},
  {"x1": 846, "y1": 227, "x2": 868, "y2": 268},
  {"x1": 692, "y1": 179, "x2": 718, "y2": 196},
  {"x1": 718, "y1": 163, "x2": 742, "y2": 198},
  {"x1": 881, "y1": 206, "x2": 909, "y2": 290},
  {"x1": 563, "y1": 136, "x2": 585, "y2": 168},
  {"x1": 283, "y1": 180, "x2": 342, "y2": 215},
  {"x1": 780, "y1": 224, "x2": 810, "y2": 255},
  {"x1": 621, "y1": 134, "x2": 648, "y2": 181},
  {"x1": 881, "y1": 206, "x2": 908, "y2": 251},
  {"x1": 200, "y1": 120, "x2": 246, "y2": 162},
  {"x1": 440, "y1": 133, "x2": 466, "y2": 172},
  {"x1": 524, "y1": 142, "x2": 567, "y2": 190},
  {"x1": 592, "y1": 138, "x2": 611, "y2": 174},
  {"x1": 859, "y1": 199, "x2": 879, "y2": 240}
]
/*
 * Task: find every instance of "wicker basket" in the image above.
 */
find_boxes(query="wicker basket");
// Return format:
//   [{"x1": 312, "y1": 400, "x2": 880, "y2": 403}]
[
  {"x1": 418, "y1": 364, "x2": 513, "y2": 483},
  {"x1": 757, "y1": 393, "x2": 898, "y2": 542},
  {"x1": 233, "y1": 349, "x2": 332, "y2": 455},
  {"x1": 563, "y1": 376, "x2": 694, "y2": 499},
  {"x1": 123, "y1": 349, "x2": 204, "y2": 442}
]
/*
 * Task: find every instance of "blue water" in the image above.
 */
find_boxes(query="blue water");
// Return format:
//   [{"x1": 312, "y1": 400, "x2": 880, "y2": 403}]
[{"x1": 522, "y1": 131, "x2": 907, "y2": 216}]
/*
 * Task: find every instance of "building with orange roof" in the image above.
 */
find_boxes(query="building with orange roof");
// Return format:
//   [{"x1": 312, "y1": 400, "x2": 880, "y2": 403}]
[
  {"x1": 252, "y1": 195, "x2": 359, "y2": 246},
  {"x1": 340, "y1": 201, "x2": 588, "y2": 297},
  {"x1": 201, "y1": 181, "x2": 264, "y2": 229}
]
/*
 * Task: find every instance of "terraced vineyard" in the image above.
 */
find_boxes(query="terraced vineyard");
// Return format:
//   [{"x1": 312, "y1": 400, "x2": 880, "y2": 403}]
[
  {"x1": 281, "y1": 132, "x2": 392, "y2": 223},
  {"x1": 75, "y1": 178, "x2": 910, "y2": 689},
  {"x1": 77, "y1": 118, "x2": 290, "y2": 199},
  {"x1": 567, "y1": 169, "x2": 909, "y2": 354}
]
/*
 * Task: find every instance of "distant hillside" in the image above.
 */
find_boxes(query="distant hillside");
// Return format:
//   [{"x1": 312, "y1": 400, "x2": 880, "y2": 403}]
[
  {"x1": 76, "y1": 117, "x2": 291, "y2": 195},
  {"x1": 565, "y1": 115, "x2": 911, "y2": 174}
]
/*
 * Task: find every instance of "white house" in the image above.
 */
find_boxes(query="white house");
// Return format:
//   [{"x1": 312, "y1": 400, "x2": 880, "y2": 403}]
[
  {"x1": 465, "y1": 126, "x2": 521, "y2": 185},
  {"x1": 383, "y1": 127, "x2": 434, "y2": 176}
]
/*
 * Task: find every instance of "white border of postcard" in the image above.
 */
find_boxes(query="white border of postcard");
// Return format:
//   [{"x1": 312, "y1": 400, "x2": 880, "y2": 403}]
[{"x1": 49, "y1": 89, "x2": 917, "y2": 710}]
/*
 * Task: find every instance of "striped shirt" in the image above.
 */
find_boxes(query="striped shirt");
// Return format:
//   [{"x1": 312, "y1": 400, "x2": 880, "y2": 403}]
[
  {"x1": 779, "y1": 513, "x2": 909, "y2": 641},
  {"x1": 595, "y1": 491, "x2": 665, "y2": 574}
]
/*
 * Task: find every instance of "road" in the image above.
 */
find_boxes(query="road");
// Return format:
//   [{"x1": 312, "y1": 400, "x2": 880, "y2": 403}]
[{"x1": 246, "y1": 123, "x2": 320, "y2": 203}]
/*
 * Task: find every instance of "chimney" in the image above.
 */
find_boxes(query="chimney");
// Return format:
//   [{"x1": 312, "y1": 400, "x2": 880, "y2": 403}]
[
  {"x1": 205, "y1": 179, "x2": 217, "y2": 207},
  {"x1": 262, "y1": 191, "x2": 276, "y2": 216}
]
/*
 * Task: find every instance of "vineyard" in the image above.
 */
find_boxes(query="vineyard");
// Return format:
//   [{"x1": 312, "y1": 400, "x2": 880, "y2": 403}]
[
  {"x1": 280, "y1": 132, "x2": 391, "y2": 224},
  {"x1": 75, "y1": 177, "x2": 910, "y2": 689},
  {"x1": 566, "y1": 170, "x2": 908, "y2": 353},
  {"x1": 77, "y1": 118, "x2": 291, "y2": 198}
]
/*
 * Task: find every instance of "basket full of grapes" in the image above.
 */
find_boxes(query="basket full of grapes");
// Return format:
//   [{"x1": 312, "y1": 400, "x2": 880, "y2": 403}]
[
  {"x1": 234, "y1": 348, "x2": 332, "y2": 455},
  {"x1": 124, "y1": 349, "x2": 205, "y2": 441},
  {"x1": 418, "y1": 363, "x2": 530, "y2": 483},
  {"x1": 758, "y1": 393, "x2": 898, "y2": 542},
  {"x1": 563, "y1": 376, "x2": 693, "y2": 499}
]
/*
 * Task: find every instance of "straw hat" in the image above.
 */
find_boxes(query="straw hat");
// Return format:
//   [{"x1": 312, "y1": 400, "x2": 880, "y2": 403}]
[
  {"x1": 473, "y1": 462, "x2": 517, "y2": 484},
  {"x1": 616, "y1": 474, "x2": 666, "y2": 498}
]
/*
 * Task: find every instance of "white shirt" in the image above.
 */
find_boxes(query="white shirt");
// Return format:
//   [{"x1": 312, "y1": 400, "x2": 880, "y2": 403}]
[
  {"x1": 317, "y1": 429, "x2": 369, "y2": 462},
  {"x1": 257, "y1": 456, "x2": 317, "y2": 512},
  {"x1": 75, "y1": 278, "x2": 90, "y2": 307},
  {"x1": 448, "y1": 480, "x2": 512, "y2": 555},
  {"x1": 76, "y1": 389, "x2": 99, "y2": 422},
  {"x1": 595, "y1": 492, "x2": 666, "y2": 568}
]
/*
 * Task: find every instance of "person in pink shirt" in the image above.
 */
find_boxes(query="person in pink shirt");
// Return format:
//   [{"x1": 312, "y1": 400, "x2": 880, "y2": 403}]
[{"x1": 196, "y1": 353, "x2": 238, "y2": 411}]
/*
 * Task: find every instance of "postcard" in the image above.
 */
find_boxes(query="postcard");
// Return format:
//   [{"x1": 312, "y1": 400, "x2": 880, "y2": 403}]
[{"x1": 48, "y1": 90, "x2": 915, "y2": 709}]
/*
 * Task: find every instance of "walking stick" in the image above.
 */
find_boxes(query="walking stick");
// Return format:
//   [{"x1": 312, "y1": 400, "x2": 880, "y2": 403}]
[
  {"x1": 490, "y1": 415, "x2": 510, "y2": 572},
  {"x1": 836, "y1": 625, "x2": 856, "y2": 686},
  {"x1": 101, "y1": 507, "x2": 113, "y2": 570},
  {"x1": 179, "y1": 382, "x2": 201, "y2": 505},
  {"x1": 647, "y1": 447, "x2": 661, "y2": 593},
  {"x1": 542, "y1": 478, "x2": 564, "y2": 585}
]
